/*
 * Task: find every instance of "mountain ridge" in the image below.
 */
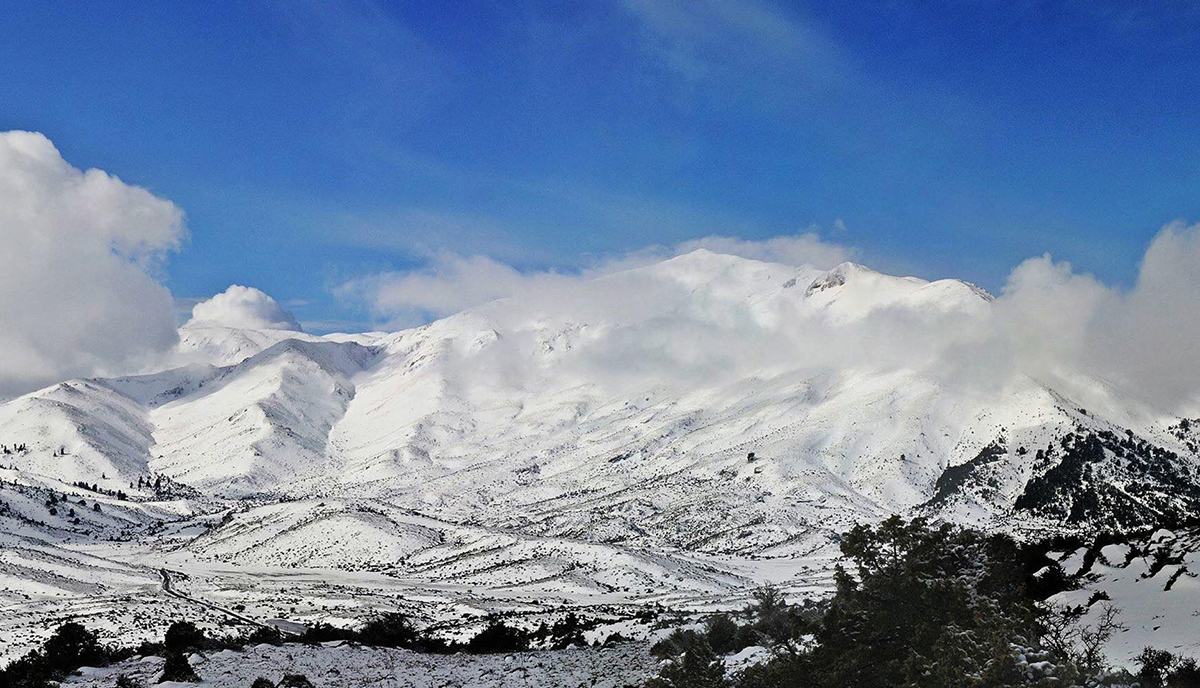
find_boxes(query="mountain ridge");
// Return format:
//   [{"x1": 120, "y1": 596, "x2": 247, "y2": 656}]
[
  {"x1": 2, "y1": 250, "x2": 1195, "y2": 535},
  {"x1": 4, "y1": 249, "x2": 1200, "y2": 663}
]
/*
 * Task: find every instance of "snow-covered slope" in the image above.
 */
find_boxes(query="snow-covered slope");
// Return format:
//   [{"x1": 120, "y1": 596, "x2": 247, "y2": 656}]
[
  {"x1": 1046, "y1": 527, "x2": 1200, "y2": 663},
  {"x1": 6, "y1": 250, "x2": 1199, "y2": 526},
  {"x1": 5, "y1": 251, "x2": 1199, "y2": 534},
  {"x1": 3, "y1": 249, "x2": 1200, "y2": 658},
  {"x1": 148, "y1": 339, "x2": 377, "y2": 495}
]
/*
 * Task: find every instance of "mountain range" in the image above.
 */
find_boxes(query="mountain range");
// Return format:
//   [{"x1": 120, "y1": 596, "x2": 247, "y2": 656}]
[{"x1": 3, "y1": 249, "x2": 1200, "y2": 660}]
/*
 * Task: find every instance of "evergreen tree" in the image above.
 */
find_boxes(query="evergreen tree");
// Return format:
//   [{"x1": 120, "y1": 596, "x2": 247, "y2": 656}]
[
  {"x1": 808, "y1": 516, "x2": 1047, "y2": 688},
  {"x1": 465, "y1": 616, "x2": 530, "y2": 654},
  {"x1": 647, "y1": 640, "x2": 727, "y2": 688},
  {"x1": 358, "y1": 612, "x2": 417, "y2": 648},
  {"x1": 164, "y1": 621, "x2": 205, "y2": 654},
  {"x1": 158, "y1": 652, "x2": 199, "y2": 683},
  {"x1": 550, "y1": 612, "x2": 586, "y2": 649},
  {"x1": 704, "y1": 615, "x2": 739, "y2": 655}
]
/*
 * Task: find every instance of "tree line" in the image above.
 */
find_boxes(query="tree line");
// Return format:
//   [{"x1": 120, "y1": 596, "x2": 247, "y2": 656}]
[{"x1": 645, "y1": 516, "x2": 1200, "y2": 688}]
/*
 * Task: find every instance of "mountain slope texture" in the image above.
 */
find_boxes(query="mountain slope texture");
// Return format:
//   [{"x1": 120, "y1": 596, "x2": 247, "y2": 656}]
[{"x1": 3, "y1": 250, "x2": 1199, "y2": 661}]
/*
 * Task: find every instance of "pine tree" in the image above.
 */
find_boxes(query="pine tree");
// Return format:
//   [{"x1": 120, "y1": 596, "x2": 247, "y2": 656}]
[{"x1": 647, "y1": 640, "x2": 727, "y2": 688}]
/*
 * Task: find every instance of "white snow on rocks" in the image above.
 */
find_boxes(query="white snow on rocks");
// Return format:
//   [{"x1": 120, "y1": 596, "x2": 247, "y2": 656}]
[{"x1": 63, "y1": 642, "x2": 658, "y2": 688}]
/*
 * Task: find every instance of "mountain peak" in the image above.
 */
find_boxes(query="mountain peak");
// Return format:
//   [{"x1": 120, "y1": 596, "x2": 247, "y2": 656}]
[
  {"x1": 657, "y1": 248, "x2": 766, "y2": 271},
  {"x1": 805, "y1": 261, "x2": 876, "y2": 295}
]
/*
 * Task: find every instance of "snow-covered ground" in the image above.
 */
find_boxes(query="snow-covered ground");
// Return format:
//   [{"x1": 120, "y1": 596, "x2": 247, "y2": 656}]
[
  {"x1": 4, "y1": 250, "x2": 1200, "y2": 668},
  {"x1": 64, "y1": 642, "x2": 659, "y2": 688},
  {"x1": 1050, "y1": 529, "x2": 1200, "y2": 664}
]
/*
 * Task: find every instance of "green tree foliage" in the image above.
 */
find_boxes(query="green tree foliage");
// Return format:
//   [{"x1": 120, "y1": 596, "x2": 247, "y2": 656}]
[
  {"x1": 465, "y1": 616, "x2": 531, "y2": 654},
  {"x1": 163, "y1": 621, "x2": 204, "y2": 654},
  {"x1": 645, "y1": 517, "x2": 1148, "y2": 688},
  {"x1": 298, "y1": 622, "x2": 356, "y2": 644},
  {"x1": 158, "y1": 652, "x2": 199, "y2": 683},
  {"x1": 550, "y1": 612, "x2": 586, "y2": 649},
  {"x1": 732, "y1": 651, "x2": 815, "y2": 688},
  {"x1": 0, "y1": 622, "x2": 114, "y2": 687},
  {"x1": 810, "y1": 516, "x2": 1048, "y2": 687},
  {"x1": 704, "y1": 615, "x2": 739, "y2": 655},
  {"x1": 243, "y1": 626, "x2": 284, "y2": 646},
  {"x1": 646, "y1": 640, "x2": 727, "y2": 688},
  {"x1": 745, "y1": 586, "x2": 799, "y2": 646},
  {"x1": 358, "y1": 613, "x2": 419, "y2": 648},
  {"x1": 652, "y1": 629, "x2": 708, "y2": 660},
  {"x1": 1136, "y1": 648, "x2": 1200, "y2": 688}
]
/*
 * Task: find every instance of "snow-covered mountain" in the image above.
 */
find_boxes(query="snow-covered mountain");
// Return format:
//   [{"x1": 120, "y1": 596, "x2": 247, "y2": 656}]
[
  {"x1": 3, "y1": 249, "x2": 1200, "y2": 660},
  {"x1": 6, "y1": 250, "x2": 1197, "y2": 531}
]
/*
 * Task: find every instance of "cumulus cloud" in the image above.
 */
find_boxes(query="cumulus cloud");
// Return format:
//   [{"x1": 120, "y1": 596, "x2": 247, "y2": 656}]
[
  {"x1": 336, "y1": 254, "x2": 577, "y2": 328},
  {"x1": 677, "y1": 232, "x2": 854, "y2": 268},
  {"x1": 1089, "y1": 222, "x2": 1200, "y2": 408},
  {"x1": 0, "y1": 131, "x2": 185, "y2": 398},
  {"x1": 8, "y1": 129, "x2": 1199, "y2": 419},
  {"x1": 336, "y1": 231, "x2": 851, "y2": 327},
  {"x1": 186, "y1": 285, "x2": 303, "y2": 331},
  {"x1": 336, "y1": 221, "x2": 1200, "y2": 415}
]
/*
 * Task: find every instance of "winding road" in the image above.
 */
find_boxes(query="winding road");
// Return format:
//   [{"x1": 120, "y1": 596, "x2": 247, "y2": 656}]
[{"x1": 158, "y1": 568, "x2": 298, "y2": 636}]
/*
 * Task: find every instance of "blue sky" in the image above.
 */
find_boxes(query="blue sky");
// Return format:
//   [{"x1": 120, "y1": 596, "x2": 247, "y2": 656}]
[{"x1": 3, "y1": 0, "x2": 1199, "y2": 331}]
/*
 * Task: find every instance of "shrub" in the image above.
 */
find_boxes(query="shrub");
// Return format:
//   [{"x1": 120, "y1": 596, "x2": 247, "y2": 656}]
[
  {"x1": 163, "y1": 621, "x2": 204, "y2": 654},
  {"x1": 465, "y1": 617, "x2": 530, "y2": 654},
  {"x1": 550, "y1": 612, "x2": 586, "y2": 649},
  {"x1": 158, "y1": 652, "x2": 199, "y2": 683},
  {"x1": 732, "y1": 651, "x2": 814, "y2": 688},
  {"x1": 808, "y1": 516, "x2": 1047, "y2": 688},
  {"x1": 704, "y1": 615, "x2": 739, "y2": 655},
  {"x1": 1170, "y1": 658, "x2": 1200, "y2": 687},
  {"x1": 242, "y1": 626, "x2": 284, "y2": 646},
  {"x1": 43, "y1": 622, "x2": 111, "y2": 669},
  {"x1": 299, "y1": 622, "x2": 355, "y2": 645},
  {"x1": 644, "y1": 517, "x2": 1148, "y2": 688},
  {"x1": 0, "y1": 622, "x2": 114, "y2": 687},
  {"x1": 651, "y1": 629, "x2": 706, "y2": 660},
  {"x1": 134, "y1": 639, "x2": 166, "y2": 657},
  {"x1": 1136, "y1": 648, "x2": 1200, "y2": 688},
  {"x1": 646, "y1": 640, "x2": 727, "y2": 688},
  {"x1": 359, "y1": 612, "x2": 418, "y2": 648},
  {"x1": 249, "y1": 678, "x2": 275, "y2": 688},
  {"x1": 277, "y1": 674, "x2": 314, "y2": 688},
  {"x1": 1139, "y1": 648, "x2": 1178, "y2": 688},
  {"x1": 732, "y1": 624, "x2": 758, "y2": 653},
  {"x1": 746, "y1": 587, "x2": 795, "y2": 645}
]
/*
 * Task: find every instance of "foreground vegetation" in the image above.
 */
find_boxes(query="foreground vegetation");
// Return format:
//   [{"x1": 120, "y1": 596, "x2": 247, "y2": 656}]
[
  {"x1": 645, "y1": 517, "x2": 1200, "y2": 688},
  {"x1": 6, "y1": 518, "x2": 1200, "y2": 687},
  {"x1": 0, "y1": 610, "x2": 596, "y2": 687}
]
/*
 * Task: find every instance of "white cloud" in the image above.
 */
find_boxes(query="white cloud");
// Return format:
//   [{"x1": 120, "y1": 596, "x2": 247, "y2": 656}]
[
  {"x1": 336, "y1": 222, "x2": 1200, "y2": 414},
  {"x1": 618, "y1": 0, "x2": 854, "y2": 103},
  {"x1": 7, "y1": 128, "x2": 1200, "y2": 417},
  {"x1": 1091, "y1": 221, "x2": 1200, "y2": 408},
  {"x1": 335, "y1": 231, "x2": 852, "y2": 327},
  {"x1": 676, "y1": 233, "x2": 853, "y2": 269},
  {"x1": 187, "y1": 285, "x2": 303, "y2": 331},
  {"x1": 883, "y1": 223, "x2": 1200, "y2": 412},
  {"x1": 621, "y1": 0, "x2": 838, "y2": 78},
  {"x1": 0, "y1": 131, "x2": 185, "y2": 398}
]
